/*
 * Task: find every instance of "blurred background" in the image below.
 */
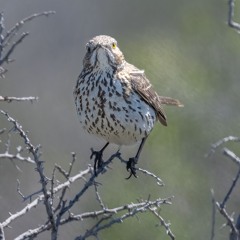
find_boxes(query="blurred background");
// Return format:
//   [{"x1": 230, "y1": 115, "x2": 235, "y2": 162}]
[{"x1": 0, "y1": 0, "x2": 240, "y2": 239}]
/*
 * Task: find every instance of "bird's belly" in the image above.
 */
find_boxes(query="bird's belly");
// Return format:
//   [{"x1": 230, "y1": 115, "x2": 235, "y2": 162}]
[{"x1": 75, "y1": 84, "x2": 156, "y2": 145}]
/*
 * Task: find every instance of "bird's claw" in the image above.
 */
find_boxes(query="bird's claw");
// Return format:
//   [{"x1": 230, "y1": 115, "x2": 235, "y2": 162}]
[
  {"x1": 90, "y1": 149, "x2": 104, "y2": 175},
  {"x1": 126, "y1": 157, "x2": 138, "y2": 179}
]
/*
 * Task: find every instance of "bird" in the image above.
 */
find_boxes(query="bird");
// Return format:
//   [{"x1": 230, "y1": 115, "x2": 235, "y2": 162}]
[{"x1": 74, "y1": 35, "x2": 183, "y2": 178}]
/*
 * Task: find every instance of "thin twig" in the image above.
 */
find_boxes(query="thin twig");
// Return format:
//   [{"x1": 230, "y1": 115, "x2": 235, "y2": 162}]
[
  {"x1": 220, "y1": 167, "x2": 240, "y2": 209},
  {"x1": 3, "y1": 11, "x2": 55, "y2": 46},
  {"x1": 228, "y1": 0, "x2": 240, "y2": 31},
  {"x1": 0, "y1": 152, "x2": 35, "y2": 163},
  {"x1": 0, "y1": 32, "x2": 29, "y2": 65},
  {"x1": 206, "y1": 136, "x2": 240, "y2": 157},
  {"x1": 137, "y1": 167, "x2": 164, "y2": 186},
  {"x1": 148, "y1": 207, "x2": 175, "y2": 240},
  {"x1": 210, "y1": 189, "x2": 216, "y2": 240},
  {"x1": 0, "y1": 110, "x2": 57, "y2": 236},
  {"x1": 0, "y1": 223, "x2": 5, "y2": 240},
  {"x1": 223, "y1": 148, "x2": 240, "y2": 166},
  {"x1": 1, "y1": 167, "x2": 91, "y2": 228},
  {"x1": 0, "y1": 96, "x2": 38, "y2": 103},
  {"x1": 216, "y1": 202, "x2": 238, "y2": 235}
]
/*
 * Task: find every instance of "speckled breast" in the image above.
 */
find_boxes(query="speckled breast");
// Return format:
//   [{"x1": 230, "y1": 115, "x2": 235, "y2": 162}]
[{"x1": 74, "y1": 70, "x2": 156, "y2": 145}]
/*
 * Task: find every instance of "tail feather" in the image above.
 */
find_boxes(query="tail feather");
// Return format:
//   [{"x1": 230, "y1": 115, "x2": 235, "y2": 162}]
[{"x1": 159, "y1": 96, "x2": 184, "y2": 107}]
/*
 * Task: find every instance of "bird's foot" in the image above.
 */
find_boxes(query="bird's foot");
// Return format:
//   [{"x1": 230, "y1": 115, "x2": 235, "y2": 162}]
[
  {"x1": 90, "y1": 149, "x2": 104, "y2": 175},
  {"x1": 126, "y1": 157, "x2": 138, "y2": 179}
]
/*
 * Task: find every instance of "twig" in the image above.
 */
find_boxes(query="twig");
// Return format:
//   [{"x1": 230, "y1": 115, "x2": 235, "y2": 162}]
[
  {"x1": 0, "y1": 223, "x2": 5, "y2": 240},
  {"x1": 0, "y1": 11, "x2": 55, "y2": 71},
  {"x1": 206, "y1": 136, "x2": 240, "y2": 157},
  {"x1": 0, "y1": 110, "x2": 57, "y2": 237},
  {"x1": 3, "y1": 11, "x2": 55, "y2": 47},
  {"x1": 1, "y1": 167, "x2": 91, "y2": 228},
  {"x1": 0, "y1": 96, "x2": 38, "y2": 103},
  {"x1": 148, "y1": 207, "x2": 175, "y2": 240},
  {"x1": 210, "y1": 189, "x2": 216, "y2": 240},
  {"x1": 0, "y1": 152, "x2": 35, "y2": 163},
  {"x1": 216, "y1": 202, "x2": 238, "y2": 235},
  {"x1": 223, "y1": 148, "x2": 240, "y2": 166},
  {"x1": 59, "y1": 151, "x2": 120, "y2": 216},
  {"x1": 137, "y1": 167, "x2": 164, "y2": 186},
  {"x1": 73, "y1": 197, "x2": 173, "y2": 240},
  {"x1": 209, "y1": 136, "x2": 240, "y2": 239},
  {"x1": 228, "y1": 0, "x2": 240, "y2": 31},
  {"x1": 15, "y1": 197, "x2": 172, "y2": 240},
  {"x1": 221, "y1": 167, "x2": 240, "y2": 209},
  {"x1": 0, "y1": 32, "x2": 29, "y2": 65},
  {"x1": 94, "y1": 182, "x2": 105, "y2": 209}
]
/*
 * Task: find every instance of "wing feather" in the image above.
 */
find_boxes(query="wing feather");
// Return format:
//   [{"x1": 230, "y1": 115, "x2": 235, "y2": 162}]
[{"x1": 126, "y1": 63, "x2": 168, "y2": 126}]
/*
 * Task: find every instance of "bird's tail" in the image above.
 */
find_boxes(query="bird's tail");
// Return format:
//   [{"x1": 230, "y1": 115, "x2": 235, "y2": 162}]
[{"x1": 159, "y1": 96, "x2": 184, "y2": 107}]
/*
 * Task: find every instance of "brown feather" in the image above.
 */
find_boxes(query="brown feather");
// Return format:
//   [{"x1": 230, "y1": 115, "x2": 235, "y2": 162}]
[
  {"x1": 125, "y1": 63, "x2": 168, "y2": 126},
  {"x1": 159, "y1": 96, "x2": 184, "y2": 107}
]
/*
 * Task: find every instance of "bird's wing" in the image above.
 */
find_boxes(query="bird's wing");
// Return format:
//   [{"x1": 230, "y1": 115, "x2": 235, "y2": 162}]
[{"x1": 126, "y1": 63, "x2": 167, "y2": 126}]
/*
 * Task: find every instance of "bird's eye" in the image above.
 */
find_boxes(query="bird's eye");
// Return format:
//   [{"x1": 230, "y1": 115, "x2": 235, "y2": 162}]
[
  {"x1": 112, "y1": 42, "x2": 117, "y2": 49},
  {"x1": 86, "y1": 45, "x2": 91, "y2": 53}
]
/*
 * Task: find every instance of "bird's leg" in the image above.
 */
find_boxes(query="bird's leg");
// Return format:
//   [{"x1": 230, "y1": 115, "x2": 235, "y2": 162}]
[
  {"x1": 91, "y1": 142, "x2": 109, "y2": 175},
  {"x1": 126, "y1": 137, "x2": 147, "y2": 179}
]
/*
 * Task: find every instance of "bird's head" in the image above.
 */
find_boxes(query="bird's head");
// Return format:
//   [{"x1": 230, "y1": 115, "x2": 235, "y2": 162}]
[{"x1": 83, "y1": 35, "x2": 125, "y2": 71}]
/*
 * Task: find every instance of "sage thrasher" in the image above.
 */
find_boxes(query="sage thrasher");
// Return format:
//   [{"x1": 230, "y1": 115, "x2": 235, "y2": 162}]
[{"x1": 74, "y1": 35, "x2": 183, "y2": 178}]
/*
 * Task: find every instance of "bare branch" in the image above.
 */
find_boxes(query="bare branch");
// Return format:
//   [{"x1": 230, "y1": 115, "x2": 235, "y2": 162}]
[
  {"x1": 221, "y1": 167, "x2": 240, "y2": 209},
  {"x1": 0, "y1": 223, "x2": 5, "y2": 240},
  {"x1": 0, "y1": 110, "x2": 57, "y2": 237},
  {"x1": 206, "y1": 136, "x2": 240, "y2": 157},
  {"x1": 94, "y1": 182, "x2": 105, "y2": 210},
  {"x1": 148, "y1": 207, "x2": 175, "y2": 240},
  {"x1": 59, "y1": 151, "x2": 120, "y2": 217},
  {"x1": 228, "y1": 0, "x2": 240, "y2": 31},
  {"x1": 3, "y1": 11, "x2": 55, "y2": 47},
  {"x1": 210, "y1": 189, "x2": 216, "y2": 240},
  {"x1": 0, "y1": 96, "x2": 38, "y2": 103},
  {"x1": 216, "y1": 202, "x2": 239, "y2": 236},
  {"x1": 209, "y1": 136, "x2": 240, "y2": 239},
  {"x1": 1, "y1": 167, "x2": 91, "y2": 228},
  {"x1": 223, "y1": 148, "x2": 240, "y2": 166},
  {"x1": 137, "y1": 167, "x2": 164, "y2": 186},
  {"x1": 0, "y1": 32, "x2": 29, "y2": 65},
  {"x1": 0, "y1": 152, "x2": 34, "y2": 163},
  {"x1": 0, "y1": 11, "x2": 55, "y2": 71},
  {"x1": 73, "y1": 197, "x2": 173, "y2": 240}
]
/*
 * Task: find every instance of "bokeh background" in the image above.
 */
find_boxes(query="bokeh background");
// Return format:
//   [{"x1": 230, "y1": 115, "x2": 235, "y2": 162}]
[{"x1": 1, "y1": 0, "x2": 240, "y2": 239}]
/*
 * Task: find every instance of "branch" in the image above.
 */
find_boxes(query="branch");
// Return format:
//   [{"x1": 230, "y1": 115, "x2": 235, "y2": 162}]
[
  {"x1": 228, "y1": 0, "x2": 240, "y2": 31},
  {"x1": 148, "y1": 207, "x2": 175, "y2": 240},
  {"x1": 1, "y1": 167, "x2": 91, "y2": 228},
  {"x1": 210, "y1": 190, "x2": 216, "y2": 240},
  {"x1": 0, "y1": 32, "x2": 29, "y2": 65},
  {"x1": 0, "y1": 110, "x2": 57, "y2": 237},
  {"x1": 220, "y1": 166, "x2": 240, "y2": 209},
  {"x1": 223, "y1": 148, "x2": 240, "y2": 166},
  {"x1": 3, "y1": 11, "x2": 55, "y2": 47},
  {"x1": 209, "y1": 136, "x2": 240, "y2": 240},
  {"x1": 0, "y1": 224, "x2": 5, "y2": 240},
  {"x1": 0, "y1": 96, "x2": 38, "y2": 103},
  {"x1": 0, "y1": 11, "x2": 55, "y2": 73},
  {"x1": 0, "y1": 152, "x2": 34, "y2": 164},
  {"x1": 216, "y1": 202, "x2": 238, "y2": 236},
  {"x1": 206, "y1": 136, "x2": 240, "y2": 157},
  {"x1": 0, "y1": 110, "x2": 173, "y2": 239}
]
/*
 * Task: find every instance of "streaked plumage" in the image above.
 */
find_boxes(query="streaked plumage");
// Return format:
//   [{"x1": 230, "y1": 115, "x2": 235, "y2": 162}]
[{"x1": 74, "y1": 35, "x2": 182, "y2": 177}]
